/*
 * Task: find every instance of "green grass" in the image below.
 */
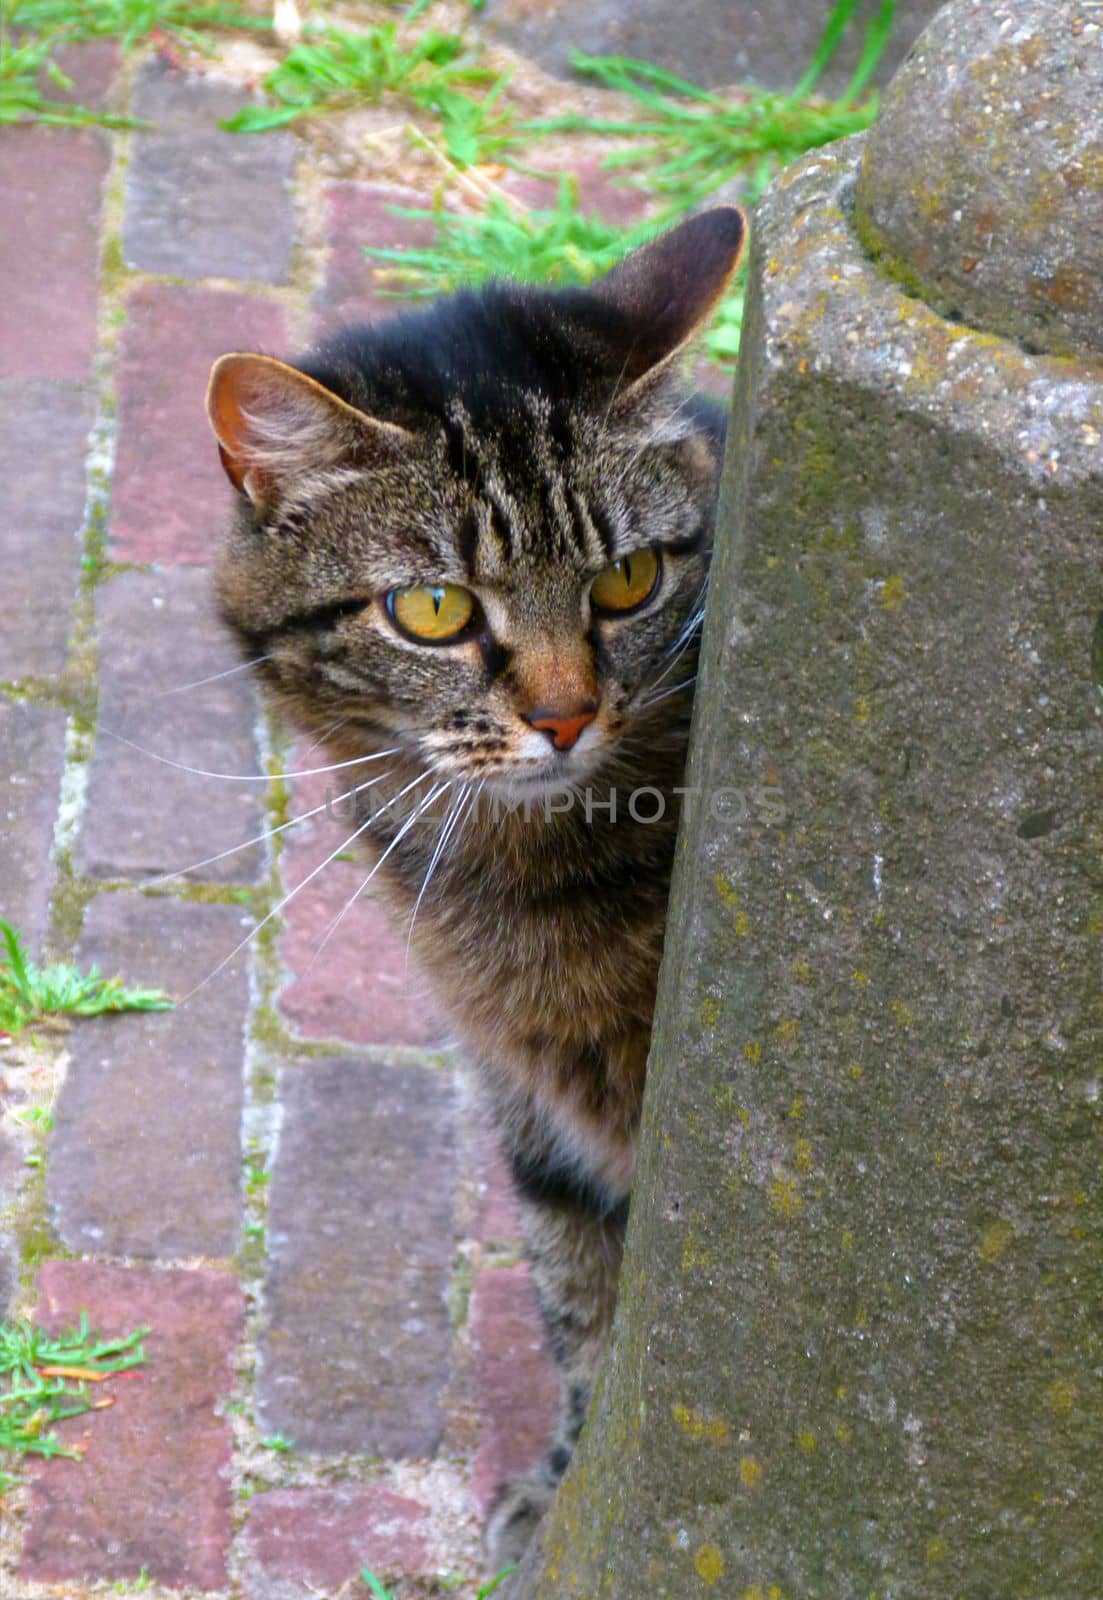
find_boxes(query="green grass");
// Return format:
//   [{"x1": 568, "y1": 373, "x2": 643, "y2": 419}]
[
  {"x1": 364, "y1": 176, "x2": 740, "y2": 368},
  {"x1": 224, "y1": 0, "x2": 892, "y2": 187},
  {"x1": 0, "y1": 0, "x2": 268, "y2": 127},
  {"x1": 361, "y1": 1566, "x2": 515, "y2": 1599},
  {"x1": 113, "y1": 1569, "x2": 154, "y2": 1594},
  {"x1": 361, "y1": 0, "x2": 894, "y2": 369},
  {"x1": 220, "y1": 17, "x2": 514, "y2": 167},
  {"x1": 3, "y1": 0, "x2": 895, "y2": 230},
  {"x1": 528, "y1": 0, "x2": 895, "y2": 207},
  {"x1": 259, "y1": 1430, "x2": 295, "y2": 1452},
  {"x1": 0, "y1": 21, "x2": 135, "y2": 125},
  {"x1": 366, "y1": 176, "x2": 657, "y2": 294},
  {"x1": 244, "y1": 1159, "x2": 270, "y2": 1196},
  {"x1": 0, "y1": 1314, "x2": 147, "y2": 1489},
  {"x1": 0, "y1": 918, "x2": 174, "y2": 1036},
  {"x1": 4, "y1": 0, "x2": 508, "y2": 154},
  {"x1": 365, "y1": 178, "x2": 746, "y2": 368},
  {"x1": 9, "y1": 0, "x2": 270, "y2": 50}
]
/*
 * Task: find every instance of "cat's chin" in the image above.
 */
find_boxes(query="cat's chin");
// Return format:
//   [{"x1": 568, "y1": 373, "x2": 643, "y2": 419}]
[
  {"x1": 477, "y1": 746, "x2": 610, "y2": 804},
  {"x1": 481, "y1": 769, "x2": 582, "y2": 804}
]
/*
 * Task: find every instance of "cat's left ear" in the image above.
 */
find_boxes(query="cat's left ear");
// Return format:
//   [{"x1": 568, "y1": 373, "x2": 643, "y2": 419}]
[
  {"x1": 593, "y1": 206, "x2": 747, "y2": 387},
  {"x1": 207, "y1": 352, "x2": 413, "y2": 510}
]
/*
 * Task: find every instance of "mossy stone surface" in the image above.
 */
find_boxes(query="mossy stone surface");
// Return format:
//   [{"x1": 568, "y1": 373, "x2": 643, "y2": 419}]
[
  {"x1": 855, "y1": 0, "x2": 1103, "y2": 362},
  {"x1": 515, "y1": 134, "x2": 1103, "y2": 1598}
]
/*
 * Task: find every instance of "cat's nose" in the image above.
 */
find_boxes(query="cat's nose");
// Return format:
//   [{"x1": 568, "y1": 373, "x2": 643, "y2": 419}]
[{"x1": 523, "y1": 701, "x2": 599, "y2": 751}]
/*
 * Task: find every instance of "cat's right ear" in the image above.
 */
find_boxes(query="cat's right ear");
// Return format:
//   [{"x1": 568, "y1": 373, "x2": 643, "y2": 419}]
[
  {"x1": 593, "y1": 206, "x2": 747, "y2": 389},
  {"x1": 206, "y1": 353, "x2": 413, "y2": 510}
]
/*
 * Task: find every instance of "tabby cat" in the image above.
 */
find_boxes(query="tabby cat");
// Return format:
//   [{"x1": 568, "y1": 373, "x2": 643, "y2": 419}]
[{"x1": 207, "y1": 206, "x2": 745, "y2": 1566}]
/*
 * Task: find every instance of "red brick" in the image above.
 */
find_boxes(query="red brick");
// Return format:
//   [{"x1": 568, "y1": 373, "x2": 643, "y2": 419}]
[
  {"x1": 20, "y1": 1262, "x2": 243, "y2": 1590},
  {"x1": 109, "y1": 282, "x2": 288, "y2": 564},
  {"x1": 48, "y1": 39, "x2": 120, "y2": 111},
  {"x1": 312, "y1": 168, "x2": 648, "y2": 342},
  {"x1": 0, "y1": 128, "x2": 108, "y2": 380},
  {"x1": 0, "y1": 700, "x2": 66, "y2": 948},
  {"x1": 48, "y1": 894, "x2": 247, "y2": 1259},
  {"x1": 315, "y1": 182, "x2": 437, "y2": 330},
  {"x1": 0, "y1": 380, "x2": 93, "y2": 681},
  {"x1": 501, "y1": 156, "x2": 653, "y2": 227},
  {"x1": 76, "y1": 568, "x2": 263, "y2": 884},
  {"x1": 277, "y1": 764, "x2": 448, "y2": 1049},
  {"x1": 260, "y1": 1058, "x2": 456, "y2": 1457},
  {"x1": 243, "y1": 1486, "x2": 430, "y2": 1598},
  {"x1": 123, "y1": 60, "x2": 297, "y2": 283},
  {"x1": 471, "y1": 1265, "x2": 558, "y2": 1514},
  {"x1": 0, "y1": 380, "x2": 92, "y2": 681}
]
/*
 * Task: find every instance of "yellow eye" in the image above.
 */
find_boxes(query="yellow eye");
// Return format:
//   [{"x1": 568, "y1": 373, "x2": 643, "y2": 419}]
[
  {"x1": 590, "y1": 548, "x2": 661, "y2": 614},
  {"x1": 387, "y1": 583, "x2": 475, "y2": 643}
]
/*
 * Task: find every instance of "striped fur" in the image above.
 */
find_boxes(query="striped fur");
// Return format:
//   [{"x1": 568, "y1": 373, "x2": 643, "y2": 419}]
[{"x1": 210, "y1": 207, "x2": 745, "y2": 1567}]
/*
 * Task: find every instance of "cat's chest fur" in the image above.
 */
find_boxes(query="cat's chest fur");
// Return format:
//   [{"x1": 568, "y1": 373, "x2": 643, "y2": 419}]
[{"x1": 357, "y1": 756, "x2": 689, "y2": 1199}]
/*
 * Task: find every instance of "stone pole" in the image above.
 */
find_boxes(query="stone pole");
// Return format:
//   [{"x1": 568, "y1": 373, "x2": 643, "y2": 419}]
[{"x1": 513, "y1": 2, "x2": 1103, "y2": 1594}]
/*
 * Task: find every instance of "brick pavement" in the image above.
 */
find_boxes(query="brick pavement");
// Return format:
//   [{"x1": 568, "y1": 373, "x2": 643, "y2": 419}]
[{"x1": 0, "y1": 39, "x2": 573, "y2": 1598}]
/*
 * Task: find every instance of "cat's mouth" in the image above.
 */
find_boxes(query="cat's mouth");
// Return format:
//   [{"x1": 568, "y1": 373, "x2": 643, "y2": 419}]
[
  {"x1": 489, "y1": 766, "x2": 582, "y2": 800},
  {"x1": 441, "y1": 732, "x2": 601, "y2": 800},
  {"x1": 470, "y1": 738, "x2": 613, "y2": 802}
]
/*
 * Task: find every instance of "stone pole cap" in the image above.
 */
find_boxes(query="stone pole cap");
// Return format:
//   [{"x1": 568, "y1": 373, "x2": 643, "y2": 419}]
[{"x1": 854, "y1": 0, "x2": 1103, "y2": 363}]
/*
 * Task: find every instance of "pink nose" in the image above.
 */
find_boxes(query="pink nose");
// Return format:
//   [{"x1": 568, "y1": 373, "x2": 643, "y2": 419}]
[{"x1": 524, "y1": 703, "x2": 598, "y2": 751}]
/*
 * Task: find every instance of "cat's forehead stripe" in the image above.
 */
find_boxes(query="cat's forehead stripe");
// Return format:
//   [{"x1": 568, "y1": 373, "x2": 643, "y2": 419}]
[
  {"x1": 445, "y1": 399, "x2": 614, "y2": 582},
  {"x1": 569, "y1": 489, "x2": 613, "y2": 566}
]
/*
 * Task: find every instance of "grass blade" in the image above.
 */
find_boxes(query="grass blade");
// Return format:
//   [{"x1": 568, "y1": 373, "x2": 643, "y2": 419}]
[
  {"x1": 788, "y1": 0, "x2": 860, "y2": 100},
  {"x1": 360, "y1": 1573, "x2": 394, "y2": 1600},
  {"x1": 9, "y1": 1, "x2": 272, "y2": 41},
  {"x1": 570, "y1": 50, "x2": 723, "y2": 105},
  {"x1": 0, "y1": 921, "x2": 33, "y2": 1008},
  {"x1": 0, "y1": 1317, "x2": 148, "y2": 1481},
  {"x1": 0, "y1": 918, "x2": 174, "y2": 1035},
  {"x1": 478, "y1": 1569, "x2": 517, "y2": 1598},
  {"x1": 841, "y1": 0, "x2": 896, "y2": 105}
]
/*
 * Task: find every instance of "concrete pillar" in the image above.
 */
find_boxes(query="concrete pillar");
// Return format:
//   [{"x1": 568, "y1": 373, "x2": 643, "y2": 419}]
[{"x1": 514, "y1": 2, "x2": 1103, "y2": 1594}]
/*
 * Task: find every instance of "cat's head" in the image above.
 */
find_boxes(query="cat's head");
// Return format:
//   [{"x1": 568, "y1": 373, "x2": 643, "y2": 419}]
[{"x1": 207, "y1": 207, "x2": 745, "y2": 797}]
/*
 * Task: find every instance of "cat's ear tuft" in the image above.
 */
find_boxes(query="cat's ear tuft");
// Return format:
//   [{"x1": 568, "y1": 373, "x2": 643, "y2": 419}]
[
  {"x1": 593, "y1": 206, "x2": 746, "y2": 386},
  {"x1": 206, "y1": 353, "x2": 412, "y2": 509}
]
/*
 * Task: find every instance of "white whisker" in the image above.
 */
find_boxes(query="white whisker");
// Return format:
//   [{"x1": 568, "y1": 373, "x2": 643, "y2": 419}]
[
  {"x1": 637, "y1": 581, "x2": 709, "y2": 706},
  {"x1": 601, "y1": 348, "x2": 636, "y2": 437},
  {"x1": 661, "y1": 580, "x2": 709, "y2": 658},
  {"x1": 301, "y1": 714, "x2": 351, "y2": 752},
  {"x1": 147, "y1": 768, "x2": 396, "y2": 885},
  {"x1": 97, "y1": 727, "x2": 399, "y2": 782},
  {"x1": 155, "y1": 655, "x2": 271, "y2": 696},
  {"x1": 177, "y1": 807, "x2": 382, "y2": 1004},
  {"x1": 664, "y1": 595, "x2": 707, "y2": 661},
  {"x1": 308, "y1": 774, "x2": 448, "y2": 968},
  {"x1": 647, "y1": 616, "x2": 702, "y2": 697},
  {"x1": 405, "y1": 781, "x2": 473, "y2": 961},
  {"x1": 640, "y1": 675, "x2": 697, "y2": 711}
]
